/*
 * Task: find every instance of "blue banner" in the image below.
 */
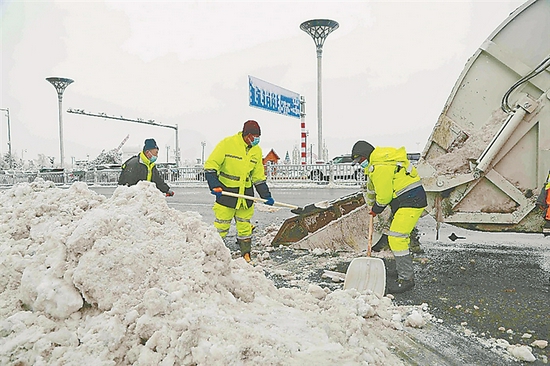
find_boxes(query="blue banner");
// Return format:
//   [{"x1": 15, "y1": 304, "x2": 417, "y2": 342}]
[{"x1": 249, "y1": 76, "x2": 301, "y2": 119}]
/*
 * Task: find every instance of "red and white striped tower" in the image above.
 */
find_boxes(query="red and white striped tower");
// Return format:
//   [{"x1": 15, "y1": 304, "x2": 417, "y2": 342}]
[
  {"x1": 301, "y1": 122, "x2": 307, "y2": 165},
  {"x1": 300, "y1": 96, "x2": 307, "y2": 165}
]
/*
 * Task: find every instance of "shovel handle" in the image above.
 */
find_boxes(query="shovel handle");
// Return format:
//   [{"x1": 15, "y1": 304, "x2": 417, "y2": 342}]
[
  {"x1": 367, "y1": 213, "x2": 374, "y2": 257},
  {"x1": 220, "y1": 191, "x2": 299, "y2": 209}
]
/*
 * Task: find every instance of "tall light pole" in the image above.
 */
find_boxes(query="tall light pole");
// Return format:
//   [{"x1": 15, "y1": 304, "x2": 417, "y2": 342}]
[
  {"x1": 0, "y1": 108, "x2": 12, "y2": 168},
  {"x1": 201, "y1": 141, "x2": 206, "y2": 165},
  {"x1": 300, "y1": 19, "x2": 339, "y2": 161},
  {"x1": 46, "y1": 77, "x2": 74, "y2": 168}
]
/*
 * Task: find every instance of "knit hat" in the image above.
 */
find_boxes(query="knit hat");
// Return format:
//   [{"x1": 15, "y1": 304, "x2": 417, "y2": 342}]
[
  {"x1": 242, "y1": 120, "x2": 261, "y2": 136},
  {"x1": 143, "y1": 138, "x2": 159, "y2": 152},
  {"x1": 351, "y1": 140, "x2": 374, "y2": 164}
]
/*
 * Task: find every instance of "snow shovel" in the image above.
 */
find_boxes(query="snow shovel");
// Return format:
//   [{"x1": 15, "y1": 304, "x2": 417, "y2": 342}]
[
  {"x1": 290, "y1": 199, "x2": 332, "y2": 215},
  {"x1": 220, "y1": 191, "x2": 299, "y2": 209},
  {"x1": 289, "y1": 189, "x2": 364, "y2": 215},
  {"x1": 343, "y1": 214, "x2": 386, "y2": 297}
]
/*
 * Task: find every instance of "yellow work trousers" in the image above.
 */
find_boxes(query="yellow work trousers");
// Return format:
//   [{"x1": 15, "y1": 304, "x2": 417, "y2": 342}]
[
  {"x1": 213, "y1": 202, "x2": 254, "y2": 240},
  {"x1": 387, "y1": 207, "x2": 424, "y2": 255}
]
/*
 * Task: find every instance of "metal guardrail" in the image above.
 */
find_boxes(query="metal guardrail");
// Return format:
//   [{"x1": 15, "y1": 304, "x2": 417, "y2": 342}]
[{"x1": 0, "y1": 163, "x2": 366, "y2": 187}]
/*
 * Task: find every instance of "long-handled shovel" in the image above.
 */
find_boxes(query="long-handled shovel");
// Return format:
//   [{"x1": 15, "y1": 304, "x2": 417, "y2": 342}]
[
  {"x1": 290, "y1": 200, "x2": 332, "y2": 215},
  {"x1": 220, "y1": 191, "x2": 299, "y2": 209},
  {"x1": 289, "y1": 189, "x2": 364, "y2": 215},
  {"x1": 343, "y1": 213, "x2": 386, "y2": 297}
]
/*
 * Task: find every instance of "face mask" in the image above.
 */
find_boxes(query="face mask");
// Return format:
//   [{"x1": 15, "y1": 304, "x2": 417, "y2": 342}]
[
  {"x1": 251, "y1": 136, "x2": 260, "y2": 146},
  {"x1": 149, "y1": 155, "x2": 157, "y2": 163},
  {"x1": 360, "y1": 159, "x2": 369, "y2": 168}
]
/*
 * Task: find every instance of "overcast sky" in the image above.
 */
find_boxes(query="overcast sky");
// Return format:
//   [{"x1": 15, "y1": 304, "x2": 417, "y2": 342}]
[{"x1": 1, "y1": 0, "x2": 526, "y2": 166}]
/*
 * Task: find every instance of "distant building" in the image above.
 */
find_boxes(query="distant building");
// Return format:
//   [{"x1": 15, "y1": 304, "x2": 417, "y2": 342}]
[
  {"x1": 284, "y1": 151, "x2": 291, "y2": 165},
  {"x1": 263, "y1": 149, "x2": 280, "y2": 177},
  {"x1": 292, "y1": 145, "x2": 300, "y2": 164},
  {"x1": 263, "y1": 149, "x2": 280, "y2": 166}
]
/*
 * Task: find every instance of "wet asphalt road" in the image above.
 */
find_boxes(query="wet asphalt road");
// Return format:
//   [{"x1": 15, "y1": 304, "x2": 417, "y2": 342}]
[{"x1": 92, "y1": 185, "x2": 550, "y2": 365}]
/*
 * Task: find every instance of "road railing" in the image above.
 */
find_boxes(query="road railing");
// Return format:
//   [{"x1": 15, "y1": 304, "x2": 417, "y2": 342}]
[{"x1": 0, "y1": 163, "x2": 366, "y2": 187}]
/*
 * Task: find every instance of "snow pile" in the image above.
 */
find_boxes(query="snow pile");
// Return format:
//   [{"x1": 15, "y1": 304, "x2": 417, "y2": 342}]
[{"x1": 0, "y1": 180, "x2": 432, "y2": 365}]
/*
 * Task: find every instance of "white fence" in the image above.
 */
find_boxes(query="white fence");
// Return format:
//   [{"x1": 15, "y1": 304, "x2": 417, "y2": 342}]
[{"x1": 0, "y1": 163, "x2": 366, "y2": 187}]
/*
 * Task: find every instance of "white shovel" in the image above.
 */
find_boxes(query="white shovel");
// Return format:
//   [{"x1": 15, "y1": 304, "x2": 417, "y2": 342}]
[
  {"x1": 343, "y1": 213, "x2": 386, "y2": 297},
  {"x1": 220, "y1": 191, "x2": 299, "y2": 209}
]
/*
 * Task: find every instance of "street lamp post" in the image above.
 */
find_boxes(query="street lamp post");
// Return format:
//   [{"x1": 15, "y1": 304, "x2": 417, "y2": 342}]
[
  {"x1": 201, "y1": 141, "x2": 206, "y2": 165},
  {"x1": 46, "y1": 77, "x2": 74, "y2": 168},
  {"x1": 0, "y1": 108, "x2": 12, "y2": 168},
  {"x1": 300, "y1": 19, "x2": 339, "y2": 161}
]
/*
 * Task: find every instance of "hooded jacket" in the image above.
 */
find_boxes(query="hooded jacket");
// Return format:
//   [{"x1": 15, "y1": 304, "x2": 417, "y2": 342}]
[
  {"x1": 365, "y1": 146, "x2": 427, "y2": 214},
  {"x1": 204, "y1": 132, "x2": 270, "y2": 209}
]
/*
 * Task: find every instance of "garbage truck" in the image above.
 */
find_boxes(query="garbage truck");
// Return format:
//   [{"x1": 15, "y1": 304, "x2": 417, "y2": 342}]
[
  {"x1": 417, "y1": 0, "x2": 550, "y2": 233},
  {"x1": 273, "y1": 0, "x2": 550, "y2": 249}
]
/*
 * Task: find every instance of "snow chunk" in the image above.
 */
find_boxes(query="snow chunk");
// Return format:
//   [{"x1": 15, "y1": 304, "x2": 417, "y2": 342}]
[
  {"x1": 531, "y1": 340, "x2": 548, "y2": 349},
  {"x1": 405, "y1": 310, "x2": 426, "y2": 328},
  {"x1": 507, "y1": 345, "x2": 536, "y2": 362}
]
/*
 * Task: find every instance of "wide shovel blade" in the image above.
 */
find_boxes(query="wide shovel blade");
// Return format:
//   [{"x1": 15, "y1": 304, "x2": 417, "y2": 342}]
[
  {"x1": 343, "y1": 257, "x2": 386, "y2": 296},
  {"x1": 343, "y1": 214, "x2": 386, "y2": 297}
]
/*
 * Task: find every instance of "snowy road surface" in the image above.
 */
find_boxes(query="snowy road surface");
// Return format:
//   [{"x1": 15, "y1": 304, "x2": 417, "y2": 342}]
[{"x1": 90, "y1": 185, "x2": 550, "y2": 365}]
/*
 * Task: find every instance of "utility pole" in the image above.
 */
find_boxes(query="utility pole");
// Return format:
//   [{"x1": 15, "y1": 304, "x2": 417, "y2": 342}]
[
  {"x1": 46, "y1": 77, "x2": 74, "y2": 168},
  {"x1": 0, "y1": 108, "x2": 12, "y2": 168},
  {"x1": 300, "y1": 19, "x2": 339, "y2": 161}
]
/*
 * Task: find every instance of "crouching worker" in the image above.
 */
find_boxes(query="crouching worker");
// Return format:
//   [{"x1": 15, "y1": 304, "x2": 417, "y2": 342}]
[
  {"x1": 204, "y1": 120, "x2": 275, "y2": 263},
  {"x1": 118, "y1": 138, "x2": 174, "y2": 197},
  {"x1": 352, "y1": 140, "x2": 427, "y2": 294}
]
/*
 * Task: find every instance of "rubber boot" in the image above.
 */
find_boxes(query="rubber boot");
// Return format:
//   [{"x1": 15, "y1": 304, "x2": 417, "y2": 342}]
[
  {"x1": 237, "y1": 238, "x2": 252, "y2": 263},
  {"x1": 544, "y1": 221, "x2": 550, "y2": 237},
  {"x1": 387, "y1": 254, "x2": 415, "y2": 294}
]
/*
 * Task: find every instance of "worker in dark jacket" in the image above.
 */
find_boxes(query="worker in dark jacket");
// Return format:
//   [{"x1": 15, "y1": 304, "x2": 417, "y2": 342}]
[{"x1": 118, "y1": 138, "x2": 174, "y2": 196}]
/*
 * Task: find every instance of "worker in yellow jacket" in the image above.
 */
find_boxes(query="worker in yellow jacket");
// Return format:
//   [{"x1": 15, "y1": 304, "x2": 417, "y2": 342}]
[
  {"x1": 352, "y1": 141, "x2": 427, "y2": 293},
  {"x1": 204, "y1": 120, "x2": 275, "y2": 263}
]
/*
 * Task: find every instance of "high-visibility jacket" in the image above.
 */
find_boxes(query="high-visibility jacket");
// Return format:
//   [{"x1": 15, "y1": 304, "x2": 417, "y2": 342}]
[
  {"x1": 535, "y1": 171, "x2": 550, "y2": 221},
  {"x1": 118, "y1": 152, "x2": 170, "y2": 193},
  {"x1": 365, "y1": 146, "x2": 426, "y2": 214},
  {"x1": 204, "y1": 132, "x2": 266, "y2": 208}
]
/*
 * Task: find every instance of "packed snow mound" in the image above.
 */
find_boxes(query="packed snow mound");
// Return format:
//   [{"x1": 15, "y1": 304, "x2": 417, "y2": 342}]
[{"x1": 0, "y1": 180, "x2": 428, "y2": 365}]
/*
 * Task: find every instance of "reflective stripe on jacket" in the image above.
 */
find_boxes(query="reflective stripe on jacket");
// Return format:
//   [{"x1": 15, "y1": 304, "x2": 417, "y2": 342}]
[{"x1": 204, "y1": 132, "x2": 266, "y2": 208}]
